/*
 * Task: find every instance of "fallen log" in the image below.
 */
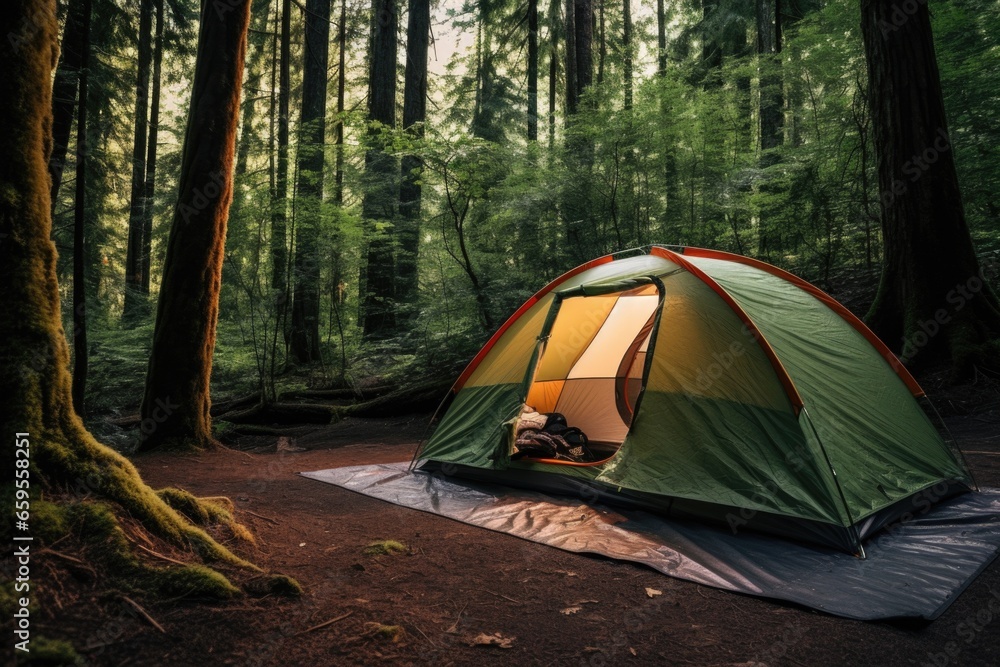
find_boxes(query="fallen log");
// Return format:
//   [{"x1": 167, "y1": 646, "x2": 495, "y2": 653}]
[
  {"x1": 210, "y1": 391, "x2": 263, "y2": 417},
  {"x1": 215, "y1": 402, "x2": 336, "y2": 425},
  {"x1": 278, "y1": 384, "x2": 397, "y2": 402},
  {"x1": 340, "y1": 378, "x2": 452, "y2": 418}
]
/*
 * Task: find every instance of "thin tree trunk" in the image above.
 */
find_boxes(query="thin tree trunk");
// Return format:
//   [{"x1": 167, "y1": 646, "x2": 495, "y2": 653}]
[
  {"x1": 72, "y1": 0, "x2": 93, "y2": 417},
  {"x1": 528, "y1": 0, "x2": 539, "y2": 141},
  {"x1": 757, "y1": 0, "x2": 783, "y2": 152},
  {"x1": 140, "y1": 0, "x2": 252, "y2": 450},
  {"x1": 701, "y1": 0, "x2": 722, "y2": 88},
  {"x1": 49, "y1": 0, "x2": 87, "y2": 214},
  {"x1": 656, "y1": 0, "x2": 666, "y2": 76},
  {"x1": 564, "y1": 0, "x2": 576, "y2": 117},
  {"x1": 123, "y1": 0, "x2": 154, "y2": 323},
  {"x1": 596, "y1": 0, "x2": 605, "y2": 85},
  {"x1": 271, "y1": 0, "x2": 291, "y2": 292},
  {"x1": 361, "y1": 0, "x2": 399, "y2": 339},
  {"x1": 861, "y1": 0, "x2": 1000, "y2": 373},
  {"x1": 548, "y1": 0, "x2": 559, "y2": 151},
  {"x1": 290, "y1": 0, "x2": 331, "y2": 363},
  {"x1": 334, "y1": 0, "x2": 347, "y2": 204},
  {"x1": 623, "y1": 0, "x2": 632, "y2": 110},
  {"x1": 574, "y1": 0, "x2": 593, "y2": 101},
  {"x1": 140, "y1": 0, "x2": 164, "y2": 295},
  {"x1": 397, "y1": 0, "x2": 429, "y2": 311}
]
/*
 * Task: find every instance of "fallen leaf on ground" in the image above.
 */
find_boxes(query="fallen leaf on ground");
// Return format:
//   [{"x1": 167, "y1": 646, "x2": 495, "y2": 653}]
[
  {"x1": 645, "y1": 587, "x2": 662, "y2": 598},
  {"x1": 469, "y1": 632, "x2": 515, "y2": 649}
]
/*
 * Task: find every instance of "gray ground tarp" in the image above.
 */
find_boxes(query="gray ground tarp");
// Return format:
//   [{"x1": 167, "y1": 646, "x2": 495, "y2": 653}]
[{"x1": 300, "y1": 463, "x2": 1000, "y2": 621}]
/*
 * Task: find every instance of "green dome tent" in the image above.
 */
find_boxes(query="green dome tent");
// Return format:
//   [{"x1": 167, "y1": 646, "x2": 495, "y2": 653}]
[{"x1": 415, "y1": 246, "x2": 973, "y2": 555}]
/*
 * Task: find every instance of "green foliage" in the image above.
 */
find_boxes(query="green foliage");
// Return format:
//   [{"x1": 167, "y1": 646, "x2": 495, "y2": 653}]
[{"x1": 67, "y1": 0, "x2": 999, "y2": 416}]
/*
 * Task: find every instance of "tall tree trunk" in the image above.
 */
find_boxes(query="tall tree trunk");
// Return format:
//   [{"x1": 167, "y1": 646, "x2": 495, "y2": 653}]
[
  {"x1": 72, "y1": 0, "x2": 93, "y2": 417},
  {"x1": 564, "y1": 0, "x2": 576, "y2": 117},
  {"x1": 361, "y1": 0, "x2": 399, "y2": 339},
  {"x1": 397, "y1": 0, "x2": 429, "y2": 311},
  {"x1": 596, "y1": 0, "x2": 605, "y2": 85},
  {"x1": 757, "y1": 0, "x2": 783, "y2": 152},
  {"x1": 123, "y1": 0, "x2": 154, "y2": 324},
  {"x1": 140, "y1": 0, "x2": 165, "y2": 295},
  {"x1": 656, "y1": 0, "x2": 666, "y2": 76},
  {"x1": 335, "y1": 0, "x2": 348, "y2": 204},
  {"x1": 140, "y1": 0, "x2": 252, "y2": 450},
  {"x1": 701, "y1": 0, "x2": 722, "y2": 88},
  {"x1": 656, "y1": 0, "x2": 676, "y2": 228},
  {"x1": 756, "y1": 0, "x2": 783, "y2": 256},
  {"x1": 563, "y1": 0, "x2": 594, "y2": 260},
  {"x1": 548, "y1": 0, "x2": 559, "y2": 151},
  {"x1": 49, "y1": 0, "x2": 87, "y2": 215},
  {"x1": 528, "y1": 0, "x2": 539, "y2": 141},
  {"x1": 271, "y1": 0, "x2": 291, "y2": 293},
  {"x1": 1, "y1": 0, "x2": 248, "y2": 571},
  {"x1": 290, "y1": 0, "x2": 331, "y2": 364},
  {"x1": 574, "y1": 0, "x2": 593, "y2": 102},
  {"x1": 861, "y1": 0, "x2": 1000, "y2": 373},
  {"x1": 622, "y1": 0, "x2": 632, "y2": 110}
]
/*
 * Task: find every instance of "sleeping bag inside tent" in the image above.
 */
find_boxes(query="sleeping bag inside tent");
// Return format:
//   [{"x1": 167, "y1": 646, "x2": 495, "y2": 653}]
[{"x1": 415, "y1": 246, "x2": 974, "y2": 554}]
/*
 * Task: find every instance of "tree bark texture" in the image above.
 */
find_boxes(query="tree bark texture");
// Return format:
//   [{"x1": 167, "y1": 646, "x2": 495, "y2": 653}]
[
  {"x1": 290, "y1": 0, "x2": 331, "y2": 364},
  {"x1": 140, "y1": 0, "x2": 252, "y2": 450},
  {"x1": 861, "y1": 0, "x2": 1000, "y2": 372},
  {"x1": 361, "y1": 0, "x2": 399, "y2": 339}
]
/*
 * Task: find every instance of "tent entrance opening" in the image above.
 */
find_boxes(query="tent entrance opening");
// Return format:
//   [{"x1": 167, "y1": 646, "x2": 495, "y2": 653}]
[{"x1": 517, "y1": 284, "x2": 659, "y2": 464}]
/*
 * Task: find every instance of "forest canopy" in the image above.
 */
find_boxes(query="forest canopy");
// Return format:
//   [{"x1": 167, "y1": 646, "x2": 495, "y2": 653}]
[{"x1": 45, "y1": 0, "x2": 1000, "y2": 435}]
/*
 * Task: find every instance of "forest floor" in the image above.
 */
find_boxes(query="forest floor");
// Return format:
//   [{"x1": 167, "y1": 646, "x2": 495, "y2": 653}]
[{"x1": 22, "y1": 377, "x2": 1000, "y2": 666}]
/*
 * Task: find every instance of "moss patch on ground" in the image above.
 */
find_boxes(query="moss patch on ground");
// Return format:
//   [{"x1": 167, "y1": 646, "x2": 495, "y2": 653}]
[{"x1": 364, "y1": 539, "x2": 409, "y2": 556}]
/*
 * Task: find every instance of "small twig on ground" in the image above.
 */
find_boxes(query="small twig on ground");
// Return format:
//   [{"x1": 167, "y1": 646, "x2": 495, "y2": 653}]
[
  {"x1": 243, "y1": 510, "x2": 280, "y2": 525},
  {"x1": 411, "y1": 622, "x2": 436, "y2": 647},
  {"x1": 296, "y1": 610, "x2": 355, "y2": 636},
  {"x1": 477, "y1": 589, "x2": 522, "y2": 604},
  {"x1": 37, "y1": 548, "x2": 86, "y2": 565},
  {"x1": 121, "y1": 596, "x2": 166, "y2": 634},
  {"x1": 135, "y1": 543, "x2": 189, "y2": 567},
  {"x1": 446, "y1": 601, "x2": 468, "y2": 633}
]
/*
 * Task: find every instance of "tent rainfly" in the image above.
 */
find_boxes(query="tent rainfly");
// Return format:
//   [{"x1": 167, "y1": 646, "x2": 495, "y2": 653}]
[{"x1": 414, "y1": 246, "x2": 974, "y2": 555}]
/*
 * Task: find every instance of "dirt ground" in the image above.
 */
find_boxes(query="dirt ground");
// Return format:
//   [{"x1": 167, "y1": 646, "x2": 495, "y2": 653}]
[{"x1": 20, "y1": 389, "x2": 1000, "y2": 667}]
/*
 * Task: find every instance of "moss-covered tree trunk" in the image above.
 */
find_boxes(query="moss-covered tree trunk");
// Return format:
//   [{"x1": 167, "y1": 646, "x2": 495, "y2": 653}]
[
  {"x1": 139, "y1": 0, "x2": 252, "y2": 451},
  {"x1": 0, "y1": 0, "x2": 247, "y2": 569},
  {"x1": 861, "y1": 0, "x2": 1000, "y2": 373}
]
